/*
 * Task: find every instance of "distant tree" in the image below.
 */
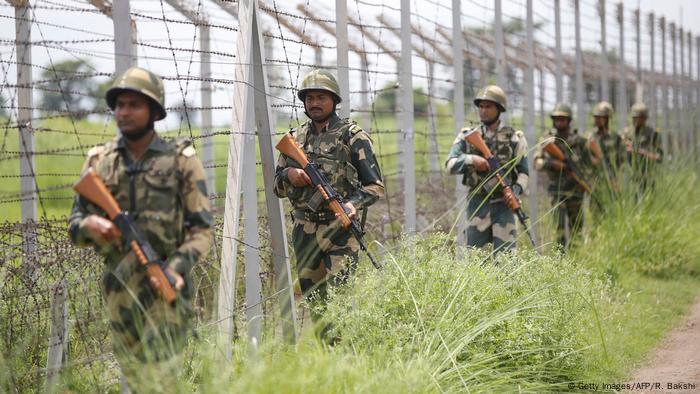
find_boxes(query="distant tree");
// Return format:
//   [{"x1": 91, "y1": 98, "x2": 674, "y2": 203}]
[
  {"x1": 39, "y1": 59, "x2": 98, "y2": 118},
  {"x1": 372, "y1": 81, "x2": 429, "y2": 117}
]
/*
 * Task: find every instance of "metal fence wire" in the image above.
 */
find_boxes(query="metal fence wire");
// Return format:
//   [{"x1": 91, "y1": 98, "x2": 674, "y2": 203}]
[{"x1": 1, "y1": 0, "x2": 699, "y2": 391}]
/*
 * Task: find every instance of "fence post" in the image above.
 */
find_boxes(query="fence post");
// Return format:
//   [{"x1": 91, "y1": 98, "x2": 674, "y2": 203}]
[
  {"x1": 336, "y1": 0, "x2": 350, "y2": 117},
  {"x1": 200, "y1": 25, "x2": 216, "y2": 201},
  {"x1": 360, "y1": 55, "x2": 371, "y2": 132},
  {"x1": 524, "y1": 0, "x2": 538, "y2": 245},
  {"x1": 45, "y1": 280, "x2": 68, "y2": 393},
  {"x1": 400, "y1": 0, "x2": 416, "y2": 233},
  {"x1": 598, "y1": 0, "x2": 609, "y2": 101},
  {"x1": 687, "y1": 31, "x2": 694, "y2": 154},
  {"x1": 452, "y1": 0, "x2": 467, "y2": 246},
  {"x1": 670, "y1": 23, "x2": 680, "y2": 157},
  {"x1": 427, "y1": 61, "x2": 439, "y2": 179},
  {"x1": 660, "y1": 17, "x2": 669, "y2": 158},
  {"x1": 554, "y1": 0, "x2": 563, "y2": 102},
  {"x1": 12, "y1": 1, "x2": 37, "y2": 272},
  {"x1": 574, "y1": 0, "x2": 585, "y2": 134},
  {"x1": 616, "y1": 2, "x2": 627, "y2": 132},
  {"x1": 648, "y1": 13, "x2": 657, "y2": 130},
  {"x1": 680, "y1": 28, "x2": 686, "y2": 154},
  {"x1": 252, "y1": 7, "x2": 298, "y2": 342},
  {"x1": 113, "y1": 0, "x2": 136, "y2": 73},
  {"x1": 494, "y1": 0, "x2": 506, "y2": 95},
  {"x1": 634, "y1": 8, "x2": 642, "y2": 102},
  {"x1": 218, "y1": 0, "x2": 252, "y2": 359},
  {"x1": 697, "y1": 36, "x2": 700, "y2": 154}
]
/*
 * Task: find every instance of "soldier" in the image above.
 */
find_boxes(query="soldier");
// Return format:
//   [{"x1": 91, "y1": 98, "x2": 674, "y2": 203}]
[
  {"x1": 621, "y1": 102, "x2": 663, "y2": 191},
  {"x1": 445, "y1": 85, "x2": 529, "y2": 253},
  {"x1": 586, "y1": 101, "x2": 625, "y2": 193},
  {"x1": 534, "y1": 103, "x2": 591, "y2": 248},
  {"x1": 273, "y1": 69, "x2": 384, "y2": 322},
  {"x1": 68, "y1": 67, "x2": 213, "y2": 391}
]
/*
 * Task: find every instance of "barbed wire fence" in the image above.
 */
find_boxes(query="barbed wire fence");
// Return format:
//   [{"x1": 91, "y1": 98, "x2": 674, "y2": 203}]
[{"x1": 1, "y1": 0, "x2": 698, "y2": 391}]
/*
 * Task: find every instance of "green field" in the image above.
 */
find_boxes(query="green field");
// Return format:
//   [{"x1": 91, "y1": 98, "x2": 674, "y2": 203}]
[{"x1": 2, "y1": 109, "x2": 700, "y2": 392}]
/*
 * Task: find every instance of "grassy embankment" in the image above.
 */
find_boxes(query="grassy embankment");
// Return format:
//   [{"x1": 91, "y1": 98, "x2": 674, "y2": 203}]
[{"x1": 3, "y1": 110, "x2": 700, "y2": 392}]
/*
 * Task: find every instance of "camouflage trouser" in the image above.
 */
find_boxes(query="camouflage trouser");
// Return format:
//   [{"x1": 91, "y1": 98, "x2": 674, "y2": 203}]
[
  {"x1": 291, "y1": 217, "x2": 358, "y2": 320},
  {"x1": 466, "y1": 196, "x2": 516, "y2": 253},
  {"x1": 102, "y1": 252, "x2": 191, "y2": 389},
  {"x1": 552, "y1": 194, "x2": 584, "y2": 248}
]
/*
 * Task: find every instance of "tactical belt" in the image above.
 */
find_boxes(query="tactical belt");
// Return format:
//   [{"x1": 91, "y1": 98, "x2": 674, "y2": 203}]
[{"x1": 291, "y1": 209, "x2": 336, "y2": 223}]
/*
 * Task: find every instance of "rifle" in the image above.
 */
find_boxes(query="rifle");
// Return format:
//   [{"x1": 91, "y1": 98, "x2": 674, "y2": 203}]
[
  {"x1": 74, "y1": 169, "x2": 177, "y2": 304},
  {"x1": 542, "y1": 138, "x2": 592, "y2": 194},
  {"x1": 463, "y1": 129, "x2": 537, "y2": 248},
  {"x1": 276, "y1": 133, "x2": 381, "y2": 270}
]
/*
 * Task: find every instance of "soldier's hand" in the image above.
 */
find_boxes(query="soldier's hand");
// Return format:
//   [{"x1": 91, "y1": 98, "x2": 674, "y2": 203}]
[
  {"x1": 472, "y1": 156, "x2": 490, "y2": 172},
  {"x1": 624, "y1": 139, "x2": 633, "y2": 153},
  {"x1": 288, "y1": 168, "x2": 312, "y2": 187},
  {"x1": 502, "y1": 187, "x2": 520, "y2": 211},
  {"x1": 339, "y1": 201, "x2": 357, "y2": 220},
  {"x1": 150, "y1": 267, "x2": 185, "y2": 291},
  {"x1": 82, "y1": 215, "x2": 121, "y2": 245}
]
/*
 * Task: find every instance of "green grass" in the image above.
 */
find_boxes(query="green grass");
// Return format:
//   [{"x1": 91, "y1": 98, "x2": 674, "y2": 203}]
[{"x1": 3, "y1": 111, "x2": 700, "y2": 392}]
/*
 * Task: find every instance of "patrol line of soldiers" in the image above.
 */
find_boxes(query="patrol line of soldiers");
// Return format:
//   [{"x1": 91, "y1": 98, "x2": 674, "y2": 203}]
[
  {"x1": 446, "y1": 84, "x2": 663, "y2": 252},
  {"x1": 68, "y1": 65, "x2": 661, "y2": 390}
]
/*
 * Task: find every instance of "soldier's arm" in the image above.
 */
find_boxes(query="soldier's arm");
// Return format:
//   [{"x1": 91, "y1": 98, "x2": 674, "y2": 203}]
[
  {"x1": 512, "y1": 132, "x2": 529, "y2": 194},
  {"x1": 273, "y1": 153, "x2": 293, "y2": 198},
  {"x1": 444, "y1": 129, "x2": 478, "y2": 175},
  {"x1": 67, "y1": 148, "x2": 103, "y2": 247},
  {"x1": 348, "y1": 130, "x2": 384, "y2": 210},
  {"x1": 167, "y1": 148, "x2": 214, "y2": 277}
]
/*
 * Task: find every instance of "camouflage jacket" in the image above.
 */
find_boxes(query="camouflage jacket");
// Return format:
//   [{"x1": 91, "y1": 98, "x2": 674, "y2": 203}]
[
  {"x1": 585, "y1": 128, "x2": 625, "y2": 178},
  {"x1": 445, "y1": 122, "x2": 529, "y2": 198},
  {"x1": 534, "y1": 128, "x2": 591, "y2": 196},
  {"x1": 273, "y1": 113, "x2": 384, "y2": 216},
  {"x1": 620, "y1": 125, "x2": 663, "y2": 174},
  {"x1": 68, "y1": 133, "x2": 214, "y2": 298}
]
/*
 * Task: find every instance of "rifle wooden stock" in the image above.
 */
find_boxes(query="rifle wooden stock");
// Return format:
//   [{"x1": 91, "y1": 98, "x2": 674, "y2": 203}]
[
  {"x1": 543, "y1": 140, "x2": 593, "y2": 194},
  {"x1": 276, "y1": 133, "x2": 310, "y2": 167},
  {"x1": 276, "y1": 134, "x2": 352, "y2": 229},
  {"x1": 73, "y1": 169, "x2": 177, "y2": 304}
]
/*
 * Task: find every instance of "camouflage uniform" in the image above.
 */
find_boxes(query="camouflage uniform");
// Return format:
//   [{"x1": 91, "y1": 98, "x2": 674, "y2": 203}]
[
  {"x1": 68, "y1": 67, "x2": 213, "y2": 390},
  {"x1": 586, "y1": 102, "x2": 625, "y2": 196},
  {"x1": 622, "y1": 103, "x2": 663, "y2": 191},
  {"x1": 446, "y1": 123, "x2": 529, "y2": 252},
  {"x1": 534, "y1": 123, "x2": 591, "y2": 247},
  {"x1": 274, "y1": 113, "x2": 384, "y2": 312}
]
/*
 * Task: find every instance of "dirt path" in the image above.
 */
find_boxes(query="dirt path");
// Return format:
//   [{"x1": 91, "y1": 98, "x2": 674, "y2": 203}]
[{"x1": 626, "y1": 297, "x2": 700, "y2": 393}]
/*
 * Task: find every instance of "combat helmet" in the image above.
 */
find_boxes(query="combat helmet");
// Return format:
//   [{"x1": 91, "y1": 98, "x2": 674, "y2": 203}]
[
  {"x1": 630, "y1": 102, "x2": 649, "y2": 118},
  {"x1": 550, "y1": 103, "x2": 573, "y2": 119},
  {"x1": 473, "y1": 85, "x2": 507, "y2": 112},
  {"x1": 106, "y1": 67, "x2": 166, "y2": 120},
  {"x1": 592, "y1": 101, "x2": 614, "y2": 117},
  {"x1": 297, "y1": 69, "x2": 342, "y2": 103}
]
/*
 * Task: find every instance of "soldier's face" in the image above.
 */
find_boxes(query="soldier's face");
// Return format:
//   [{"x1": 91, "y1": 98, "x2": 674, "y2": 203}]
[
  {"x1": 594, "y1": 115, "x2": 608, "y2": 129},
  {"x1": 114, "y1": 92, "x2": 151, "y2": 135},
  {"x1": 633, "y1": 116, "x2": 647, "y2": 128},
  {"x1": 304, "y1": 91, "x2": 335, "y2": 122},
  {"x1": 478, "y1": 101, "x2": 499, "y2": 124},
  {"x1": 552, "y1": 116, "x2": 570, "y2": 132}
]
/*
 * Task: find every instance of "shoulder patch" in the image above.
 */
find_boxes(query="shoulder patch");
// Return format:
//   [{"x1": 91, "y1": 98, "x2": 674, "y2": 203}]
[
  {"x1": 181, "y1": 145, "x2": 196, "y2": 158},
  {"x1": 87, "y1": 145, "x2": 105, "y2": 158}
]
